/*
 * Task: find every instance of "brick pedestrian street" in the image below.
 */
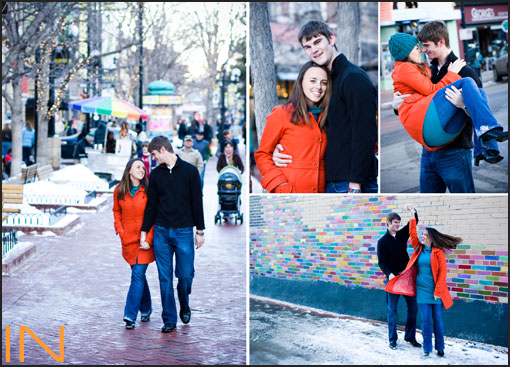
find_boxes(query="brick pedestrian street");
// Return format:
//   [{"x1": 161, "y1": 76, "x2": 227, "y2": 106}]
[{"x1": 2, "y1": 153, "x2": 247, "y2": 365}]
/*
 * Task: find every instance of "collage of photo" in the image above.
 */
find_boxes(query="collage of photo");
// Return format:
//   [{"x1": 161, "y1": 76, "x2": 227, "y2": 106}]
[{"x1": 1, "y1": 1, "x2": 508, "y2": 366}]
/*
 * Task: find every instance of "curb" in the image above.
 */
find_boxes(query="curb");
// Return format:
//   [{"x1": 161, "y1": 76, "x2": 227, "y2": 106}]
[
  {"x1": 2, "y1": 242, "x2": 36, "y2": 275},
  {"x1": 2, "y1": 215, "x2": 82, "y2": 236}
]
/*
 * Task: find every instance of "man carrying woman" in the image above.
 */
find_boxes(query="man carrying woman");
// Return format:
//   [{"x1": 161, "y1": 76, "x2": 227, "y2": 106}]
[{"x1": 389, "y1": 21, "x2": 508, "y2": 193}]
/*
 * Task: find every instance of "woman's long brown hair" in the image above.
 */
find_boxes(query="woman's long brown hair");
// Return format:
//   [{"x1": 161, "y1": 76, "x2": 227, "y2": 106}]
[
  {"x1": 426, "y1": 227, "x2": 462, "y2": 250},
  {"x1": 117, "y1": 158, "x2": 148, "y2": 201},
  {"x1": 404, "y1": 52, "x2": 431, "y2": 78},
  {"x1": 287, "y1": 61, "x2": 331, "y2": 130}
]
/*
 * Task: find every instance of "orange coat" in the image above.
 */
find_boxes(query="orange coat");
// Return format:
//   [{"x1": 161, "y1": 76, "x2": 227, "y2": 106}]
[
  {"x1": 113, "y1": 185, "x2": 155, "y2": 265},
  {"x1": 385, "y1": 219, "x2": 453, "y2": 310},
  {"x1": 254, "y1": 104, "x2": 327, "y2": 193},
  {"x1": 392, "y1": 62, "x2": 461, "y2": 151}
]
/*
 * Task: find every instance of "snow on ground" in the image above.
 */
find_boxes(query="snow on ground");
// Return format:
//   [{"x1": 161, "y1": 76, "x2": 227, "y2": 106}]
[
  {"x1": 249, "y1": 296, "x2": 508, "y2": 365},
  {"x1": 2, "y1": 202, "x2": 43, "y2": 213},
  {"x1": 2, "y1": 241, "x2": 34, "y2": 264},
  {"x1": 23, "y1": 180, "x2": 88, "y2": 197},
  {"x1": 49, "y1": 164, "x2": 104, "y2": 183}
]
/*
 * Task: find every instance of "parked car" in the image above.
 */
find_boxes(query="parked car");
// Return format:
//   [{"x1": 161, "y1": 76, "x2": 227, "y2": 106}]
[{"x1": 493, "y1": 45, "x2": 508, "y2": 82}]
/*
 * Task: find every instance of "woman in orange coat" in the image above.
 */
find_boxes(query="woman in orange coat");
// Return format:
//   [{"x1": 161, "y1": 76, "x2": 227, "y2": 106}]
[
  {"x1": 389, "y1": 33, "x2": 507, "y2": 152},
  {"x1": 113, "y1": 158, "x2": 155, "y2": 329},
  {"x1": 386, "y1": 205, "x2": 461, "y2": 357},
  {"x1": 255, "y1": 61, "x2": 331, "y2": 193}
]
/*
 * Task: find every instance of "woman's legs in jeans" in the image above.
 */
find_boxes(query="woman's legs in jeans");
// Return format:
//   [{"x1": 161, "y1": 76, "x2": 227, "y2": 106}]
[
  {"x1": 423, "y1": 77, "x2": 505, "y2": 149},
  {"x1": 123, "y1": 262, "x2": 151, "y2": 322},
  {"x1": 418, "y1": 303, "x2": 445, "y2": 353}
]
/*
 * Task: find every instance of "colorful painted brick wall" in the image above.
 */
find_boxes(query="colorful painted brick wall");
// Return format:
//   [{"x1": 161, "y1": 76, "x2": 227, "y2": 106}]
[{"x1": 250, "y1": 195, "x2": 508, "y2": 305}]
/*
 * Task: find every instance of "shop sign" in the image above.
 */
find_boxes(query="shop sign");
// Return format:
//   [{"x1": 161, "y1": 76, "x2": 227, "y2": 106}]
[
  {"x1": 459, "y1": 28, "x2": 473, "y2": 41},
  {"x1": 503, "y1": 20, "x2": 508, "y2": 33},
  {"x1": 464, "y1": 4, "x2": 508, "y2": 24}
]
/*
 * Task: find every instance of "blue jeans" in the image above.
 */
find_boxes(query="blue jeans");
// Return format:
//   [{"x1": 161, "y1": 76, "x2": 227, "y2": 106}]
[
  {"x1": 123, "y1": 263, "x2": 152, "y2": 322},
  {"x1": 418, "y1": 303, "x2": 445, "y2": 353},
  {"x1": 420, "y1": 147, "x2": 475, "y2": 193},
  {"x1": 325, "y1": 178, "x2": 378, "y2": 193},
  {"x1": 424, "y1": 77, "x2": 502, "y2": 151},
  {"x1": 200, "y1": 162, "x2": 206, "y2": 189},
  {"x1": 153, "y1": 225, "x2": 195, "y2": 324},
  {"x1": 386, "y1": 292, "x2": 418, "y2": 343}
]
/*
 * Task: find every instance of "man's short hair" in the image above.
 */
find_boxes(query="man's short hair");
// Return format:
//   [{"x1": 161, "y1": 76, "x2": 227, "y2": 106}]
[
  {"x1": 417, "y1": 21, "x2": 450, "y2": 48},
  {"x1": 223, "y1": 130, "x2": 231, "y2": 136},
  {"x1": 386, "y1": 212, "x2": 401, "y2": 224},
  {"x1": 141, "y1": 141, "x2": 150, "y2": 148},
  {"x1": 148, "y1": 135, "x2": 174, "y2": 153},
  {"x1": 298, "y1": 20, "x2": 338, "y2": 50}
]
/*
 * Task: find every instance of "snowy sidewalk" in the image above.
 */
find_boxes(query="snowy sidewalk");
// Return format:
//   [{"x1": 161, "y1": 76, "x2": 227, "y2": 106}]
[{"x1": 250, "y1": 296, "x2": 508, "y2": 365}]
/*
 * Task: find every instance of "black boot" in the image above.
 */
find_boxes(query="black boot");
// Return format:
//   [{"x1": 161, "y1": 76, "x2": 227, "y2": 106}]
[{"x1": 474, "y1": 150, "x2": 504, "y2": 166}]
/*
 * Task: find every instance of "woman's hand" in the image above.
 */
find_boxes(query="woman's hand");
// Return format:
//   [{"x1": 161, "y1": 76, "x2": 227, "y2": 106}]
[
  {"x1": 391, "y1": 92, "x2": 411, "y2": 110},
  {"x1": 140, "y1": 241, "x2": 150, "y2": 250},
  {"x1": 445, "y1": 86, "x2": 466, "y2": 110},
  {"x1": 447, "y1": 59, "x2": 466, "y2": 74}
]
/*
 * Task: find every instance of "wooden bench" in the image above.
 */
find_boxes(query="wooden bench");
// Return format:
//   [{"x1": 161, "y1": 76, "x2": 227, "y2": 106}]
[
  {"x1": 7, "y1": 163, "x2": 38, "y2": 185},
  {"x1": 2, "y1": 184, "x2": 24, "y2": 222},
  {"x1": 22, "y1": 163, "x2": 38, "y2": 184},
  {"x1": 36, "y1": 164, "x2": 54, "y2": 181}
]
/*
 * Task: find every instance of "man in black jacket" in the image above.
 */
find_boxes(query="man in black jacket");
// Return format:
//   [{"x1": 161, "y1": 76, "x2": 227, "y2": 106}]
[
  {"x1": 377, "y1": 207, "x2": 421, "y2": 350},
  {"x1": 140, "y1": 136, "x2": 205, "y2": 333},
  {"x1": 273, "y1": 20, "x2": 378, "y2": 193},
  {"x1": 392, "y1": 21, "x2": 501, "y2": 192}
]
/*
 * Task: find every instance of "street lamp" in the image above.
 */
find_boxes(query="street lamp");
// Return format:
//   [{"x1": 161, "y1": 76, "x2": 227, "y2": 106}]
[{"x1": 217, "y1": 66, "x2": 241, "y2": 137}]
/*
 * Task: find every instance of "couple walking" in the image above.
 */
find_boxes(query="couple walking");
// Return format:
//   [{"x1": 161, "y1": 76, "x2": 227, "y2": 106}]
[
  {"x1": 377, "y1": 205, "x2": 462, "y2": 357},
  {"x1": 113, "y1": 136, "x2": 205, "y2": 332},
  {"x1": 255, "y1": 20, "x2": 378, "y2": 194}
]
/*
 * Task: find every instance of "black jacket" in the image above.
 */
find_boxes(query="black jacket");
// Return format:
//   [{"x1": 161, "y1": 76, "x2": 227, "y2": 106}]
[
  {"x1": 377, "y1": 212, "x2": 419, "y2": 278},
  {"x1": 141, "y1": 156, "x2": 205, "y2": 231},
  {"x1": 430, "y1": 51, "x2": 482, "y2": 150},
  {"x1": 325, "y1": 54, "x2": 378, "y2": 183}
]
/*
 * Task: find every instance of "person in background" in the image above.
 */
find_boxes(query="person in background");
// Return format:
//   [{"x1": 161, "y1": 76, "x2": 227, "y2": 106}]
[
  {"x1": 105, "y1": 131, "x2": 117, "y2": 154},
  {"x1": 74, "y1": 132, "x2": 94, "y2": 163},
  {"x1": 203, "y1": 119, "x2": 213, "y2": 143},
  {"x1": 176, "y1": 135, "x2": 204, "y2": 177},
  {"x1": 193, "y1": 130, "x2": 211, "y2": 188},
  {"x1": 217, "y1": 140, "x2": 244, "y2": 174},
  {"x1": 137, "y1": 141, "x2": 157, "y2": 179},
  {"x1": 22, "y1": 122, "x2": 35, "y2": 165},
  {"x1": 113, "y1": 158, "x2": 155, "y2": 330},
  {"x1": 2, "y1": 123, "x2": 12, "y2": 157},
  {"x1": 94, "y1": 120, "x2": 107, "y2": 148},
  {"x1": 135, "y1": 123, "x2": 148, "y2": 154}
]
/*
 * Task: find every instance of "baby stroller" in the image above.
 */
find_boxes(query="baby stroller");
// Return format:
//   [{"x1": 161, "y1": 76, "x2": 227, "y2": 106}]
[{"x1": 215, "y1": 166, "x2": 243, "y2": 225}]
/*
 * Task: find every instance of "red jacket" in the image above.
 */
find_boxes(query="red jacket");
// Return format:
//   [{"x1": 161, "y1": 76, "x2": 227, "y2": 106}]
[
  {"x1": 254, "y1": 104, "x2": 327, "y2": 193},
  {"x1": 385, "y1": 219, "x2": 453, "y2": 310},
  {"x1": 113, "y1": 185, "x2": 155, "y2": 265},
  {"x1": 392, "y1": 62, "x2": 461, "y2": 151}
]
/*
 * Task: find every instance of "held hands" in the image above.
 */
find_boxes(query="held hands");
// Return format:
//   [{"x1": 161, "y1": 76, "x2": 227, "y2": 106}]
[
  {"x1": 447, "y1": 59, "x2": 466, "y2": 74},
  {"x1": 389, "y1": 274, "x2": 395, "y2": 280},
  {"x1": 272, "y1": 144, "x2": 293, "y2": 167},
  {"x1": 404, "y1": 204, "x2": 414, "y2": 212},
  {"x1": 391, "y1": 92, "x2": 411, "y2": 111},
  {"x1": 445, "y1": 86, "x2": 465, "y2": 109},
  {"x1": 139, "y1": 241, "x2": 150, "y2": 250}
]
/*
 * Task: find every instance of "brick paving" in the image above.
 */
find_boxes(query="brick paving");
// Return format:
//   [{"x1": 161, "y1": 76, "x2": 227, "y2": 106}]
[{"x1": 2, "y1": 153, "x2": 247, "y2": 365}]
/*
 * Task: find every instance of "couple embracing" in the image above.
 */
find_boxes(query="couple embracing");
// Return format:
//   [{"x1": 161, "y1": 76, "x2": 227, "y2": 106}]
[
  {"x1": 113, "y1": 136, "x2": 205, "y2": 333},
  {"x1": 255, "y1": 20, "x2": 378, "y2": 194}
]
